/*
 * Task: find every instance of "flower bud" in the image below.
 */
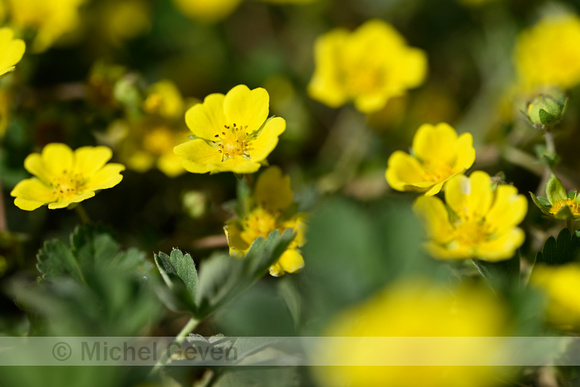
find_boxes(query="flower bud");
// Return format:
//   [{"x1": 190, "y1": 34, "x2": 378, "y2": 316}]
[{"x1": 525, "y1": 91, "x2": 568, "y2": 128}]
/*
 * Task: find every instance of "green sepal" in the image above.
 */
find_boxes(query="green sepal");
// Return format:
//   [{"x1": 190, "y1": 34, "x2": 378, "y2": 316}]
[
  {"x1": 554, "y1": 204, "x2": 575, "y2": 220},
  {"x1": 546, "y1": 174, "x2": 567, "y2": 205},
  {"x1": 529, "y1": 192, "x2": 552, "y2": 216},
  {"x1": 538, "y1": 109, "x2": 557, "y2": 126},
  {"x1": 569, "y1": 190, "x2": 577, "y2": 200},
  {"x1": 154, "y1": 249, "x2": 199, "y2": 314}
]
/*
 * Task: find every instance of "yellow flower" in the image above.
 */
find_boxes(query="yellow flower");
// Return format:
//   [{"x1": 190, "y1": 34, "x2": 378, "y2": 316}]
[
  {"x1": 171, "y1": 0, "x2": 242, "y2": 23},
  {"x1": 315, "y1": 278, "x2": 509, "y2": 387},
  {"x1": 6, "y1": 0, "x2": 85, "y2": 52},
  {"x1": 531, "y1": 263, "x2": 580, "y2": 330},
  {"x1": 386, "y1": 123, "x2": 475, "y2": 196},
  {"x1": 174, "y1": 84, "x2": 285, "y2": 174},
  {"x1": 143, "y1": 80, "x2": 185, "y2": 120},
  {"x1": 0, "y1": 28, "x2": 25, "y2": 77},
  {"x1": 224, "y1": 166, "x2": 306, "y2": 277},
  {"x1": 307, "y1": 19, "x2": 427, "y2": 113},
  {"x1": 414, "y1": 171, "x2": 527, "y2": 261},
  {"x1": 514, "y1": 13, "x2": 580, "y2": 90},
  {"x1": 10, "y1": 143, "x2": 125, "y2": 211}
]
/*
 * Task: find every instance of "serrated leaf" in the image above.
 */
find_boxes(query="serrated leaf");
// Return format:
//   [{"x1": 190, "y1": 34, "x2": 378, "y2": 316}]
[
  {"x1": 154, "y1": 250, "x2": 198, "y2": 314},
  {"x1": 195, "y1": 229, "x2": 295, "y2": 319},
  {"x1": 36, "y1": 240, "x2": 84, "y2": 283},
  {"x1": 530, "y1": 192, "x2": 552, "y2": 215},
  {"x1": 536, "y1": 228, "x2": 580, "y2": 266},
  {"x1": 546, "y1": 174, "x2": 567, "y2": 205}
]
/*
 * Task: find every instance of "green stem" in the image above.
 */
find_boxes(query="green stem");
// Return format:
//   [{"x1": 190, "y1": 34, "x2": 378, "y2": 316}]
[
  {"x1": 537, "y1": 129, "x2": 556, "y2": 196},
  {"x1": 74, "y1": 204, "x2": 90, "y2": 224},
  {"x1": 149, "y1": 316, "x2": 199, "y2": 376}
]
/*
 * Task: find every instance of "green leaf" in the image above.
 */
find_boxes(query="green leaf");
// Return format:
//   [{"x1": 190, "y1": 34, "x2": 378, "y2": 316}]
[
  {"x1": 529, "y1": 192, "x2": 552, "y2": 215},
  {"x1": 277, "y1": 277, "x2": 302, "y2": 327},
  {"x1": 546, "y1": 174, "x2": 567, "y2": 205},
  {"x1": 536, "y1": 228, "x2": 580, "y2": 266},
  {"x1": 154, "y1": 249, "x2": 199, "y2": 314},
  {"x1": 471, "y1": 253, "x2": 520, "y2": 295},
  {"x1": 36, "y1": 240, "x2": 84, "y2": 283},
  {"x1": 195, "y1": 229, "x2": 294, "y2": 319}
]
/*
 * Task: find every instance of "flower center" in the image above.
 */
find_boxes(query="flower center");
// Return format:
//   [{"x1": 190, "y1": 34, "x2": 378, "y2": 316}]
[
  {"x1": 422, "y1": 160, "x2": 455, "y2": 182},
  {"x1": 212, "y1": 123, "x2": 252, "y2": 162},
  {"x1": 452, "y1": 220, "x2": 489, "y2": 248},
  {"x1": 51, "y1": 171, "x2": 85, "y2": 199},
  {"x1": 550, "y1": 196, "x2": 580, "y2": 216},
  {"x1": 241, "y1": 207, "x2": 277, "y2": 245}
]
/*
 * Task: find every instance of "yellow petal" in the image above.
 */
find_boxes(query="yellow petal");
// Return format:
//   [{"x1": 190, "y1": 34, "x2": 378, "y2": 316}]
[
  {"x1": 412, "y1": 123, "x2": 458, "y2": 164},
  {"x1": 0, "y1": 28, "x2": 25, "y2": 76},
  {"x1": 247, "y1": 116, "x2": 285, "y2": 162},
  {"x1": 270, "y1": 249, "x2": 304, "y2": 276},
  {"x1": 354, "y1": 92, "x2": 390, "y2": 114},
  {"x1": 224, "y1": 85, "x2": 269, "y2": 135},
  {"x1": 454, "y1": 133, "x2": 476, "y2": 171},
  {"x1": 11, "y1": 179, "x2": 56, "y2": 211},
  {"x1": 185, "y1": 93, "x2": 226, "y2": 140},
  {"x1": 477, "y1": 228, "x2": 525, "y2": 262},
  {"x1": 392, "y1": 47, "x2": 428, "y2": 89},
  {"x1": 255, "y1": 166, "x2": 293, "y2": 212},
  {"x1": 445, "y1": 171, "x2": 492, "y2": 221},
  {"x1": 424, "y1": 241, "x2": 471, "y2": 260},
  {"x1": 41, "y1": 143, "x2": 74, "y2": 178},
  {"x1": 307, "y1": 29, "x2": 350, "y2": 108},
  {"x1": 86, "y1": 164, "x2": 125, "y2": 191},
  {"x1": 485, "y1": 185, "x2": 527, "y2": 234},
  {"x1": 174, "y1": 139, "x2": 222, "y2": 173},
  {"x1": 216, "y1": 157, "x2": 261, "y2": 174},
  {"x1": 413, "y1": 196, "x2": 454, "y2": 244},
  {"x1": 224, "y1": 221, "x2": 249, "y2": 255},
  {"x1": 157, "y1": 153, "x2": 185, "y2": 177},
  {"x1": 74, "y1": 146, "x2": 113, "y2": 176},
  {"x1": 385, "y1": 151, "x2": 430, "y2": 192},
  {"x1": 48, "y1": 191, "x2": 96, "y2": 209}
]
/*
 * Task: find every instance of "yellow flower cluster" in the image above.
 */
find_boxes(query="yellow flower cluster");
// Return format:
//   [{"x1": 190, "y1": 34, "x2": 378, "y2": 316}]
[
  {"x1": 514, "y1": 13, "x2": 580, "y2": 90},
  {"x1": 308, "y1": 19, "x2": 427, "y2": 113},
  {"x1": 116, "y1": 80, "x2": 189, "y2": 178},
  {"x1": 172, "y1": 0, "x2": 242, "y2": 23},
  {"x1": 11, "y1": 143, "x2": 125, "y2": 211},
  {"x1": 224, "y1": 166, "x2": 306, "y2": 276},
  {"x1": 174, "y1": 84, "x2": 285, "y2": 174},
  {"x1": 315, "y1": 278, "x2": 508, "y2": 387}
]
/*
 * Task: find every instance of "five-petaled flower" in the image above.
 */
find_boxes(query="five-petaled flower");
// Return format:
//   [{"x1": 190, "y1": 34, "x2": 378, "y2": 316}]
[
  {"x1": 307, "y1": 19, "x2": 427, "y2": 113},
  {"x1": 224, "y1": 166, "x2": 306, "y2": 277},
  {"x1": 413, "y1": 171, "x2": 527, "y2": 261},
  {"x1": 11, "y1": 143, "x2": 125, "y2": 211},
  {"x1": 0, "y1": 28, "x2": 25, "y2": 77},
  {"x1": 174, "y1": 84, "x2": 285, "y2": 174},
  {"x1": 386, "y1": 123, "x2": 475, "y2": 196}
]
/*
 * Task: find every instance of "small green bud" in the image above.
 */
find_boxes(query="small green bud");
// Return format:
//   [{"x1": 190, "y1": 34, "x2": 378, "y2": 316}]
[{"x1": 525, "y1": 91, "x2": 568, "y2": 129}]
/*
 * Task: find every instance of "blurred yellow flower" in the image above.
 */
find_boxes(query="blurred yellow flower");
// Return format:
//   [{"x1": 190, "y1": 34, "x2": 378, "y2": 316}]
[
  {"x1": 224, "y1": 166, "x2": 306, "y2": 277},
  {"x1": 386, "y1": 123, "x2": 475, "y2": 196},
  {"x1": 531, "y1": 263, "x2": 580, "y2": 330},
  {"x1": 101, "y1": 0, "x2": 150, "y2": 45},
  {"x1": 0, "y1": 28, "x2": 25, "y2": 77},
  {"x1": 6, "y1": 0, "x2": 85, "y2": 52},
  {"x1": 172, "y1": 0, "x2": 242, "y2": 23},
  {"x1": 11, "y1": 143, "x2": 125, "y2": 211},
  {"x1": 414, "y1": 171, "x2": 527, "y2": 261},
  {"x1": 174, "y1": 84, "x2": 285, "y2": 174},
  {"x1": 143, "y1": 80, "x2": 185, "y2": 120},
  {"x1": 308, "y1": 19, "x2": 427, "y2": 113},
  {"x1": 315, "y1": 278, "x2": 508, "y2": 387},
  {"x1": 514, "y1": 13, "x2": 580, "y2": 90}
]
